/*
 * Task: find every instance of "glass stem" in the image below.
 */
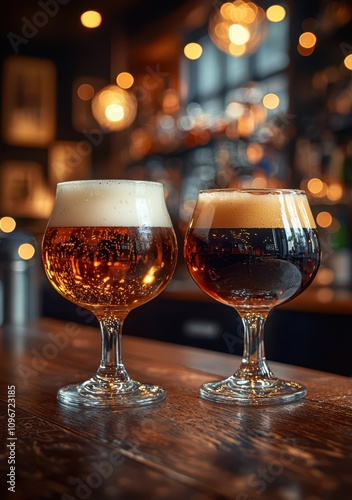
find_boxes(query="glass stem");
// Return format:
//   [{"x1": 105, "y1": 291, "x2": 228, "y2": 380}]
[
  {"x1": 235, "y1": 312, "x2": 275, "y2": 380},
  {"x1": 96, "y1": 315, "x2": 130, "y2": 382}
]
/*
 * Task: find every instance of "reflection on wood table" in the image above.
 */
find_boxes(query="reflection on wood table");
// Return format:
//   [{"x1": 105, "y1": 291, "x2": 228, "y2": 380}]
[{"x1": 0, "y1": 318, "x2": 352, "y2": 499}]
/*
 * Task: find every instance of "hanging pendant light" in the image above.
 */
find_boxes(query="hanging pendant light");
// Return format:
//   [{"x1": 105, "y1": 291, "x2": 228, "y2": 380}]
[
  {"x1": 208, "y1": 0, "x2": 268, "y2": 57},
  {"x1": 91, "y1": 85, "x2": 137, "y2": 131}
]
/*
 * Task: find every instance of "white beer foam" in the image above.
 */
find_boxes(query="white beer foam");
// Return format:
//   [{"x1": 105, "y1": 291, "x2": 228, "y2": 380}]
[
  {"x1": 48, "y1": 180, "x2": 173, "y2": 227},
  {"x1": 193, "y1": 189, "x2": 317, "y2": 229}
]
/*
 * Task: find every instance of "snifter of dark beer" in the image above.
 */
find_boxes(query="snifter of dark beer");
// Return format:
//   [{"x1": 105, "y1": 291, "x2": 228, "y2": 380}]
[{"x1": 185, "y1": 190, "x2": 320, "y2": 311}]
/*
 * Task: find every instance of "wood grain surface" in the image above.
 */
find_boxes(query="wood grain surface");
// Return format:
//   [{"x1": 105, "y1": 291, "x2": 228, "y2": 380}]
[{"x1": 1, "y1": 318, "x2": 352, "y2": 499}]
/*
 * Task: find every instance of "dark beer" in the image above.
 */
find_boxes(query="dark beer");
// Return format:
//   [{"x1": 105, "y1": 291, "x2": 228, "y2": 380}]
[
  {"x1": 43, "y1": 226, "x2": 177, "y2": 310},
  {"x1": 184, "y1": 189, "x2": 320, "y2": 312},
  {"x1": 185, "y1": 226, "x2": 320, "y2": 311}
]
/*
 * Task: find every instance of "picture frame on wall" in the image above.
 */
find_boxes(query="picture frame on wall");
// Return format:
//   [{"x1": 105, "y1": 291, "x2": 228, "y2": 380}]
[
  {"x1": 2, "y1": 56, "x2": 56, "y2": 147},
  {"x1": 0, "y1": 161, "x2": 54, "y2": 219}
]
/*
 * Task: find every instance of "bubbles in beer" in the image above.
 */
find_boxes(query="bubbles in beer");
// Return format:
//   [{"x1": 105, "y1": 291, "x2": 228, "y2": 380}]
[{"x1": 43, "y1": 226, "x2": 177, "y2": 311}]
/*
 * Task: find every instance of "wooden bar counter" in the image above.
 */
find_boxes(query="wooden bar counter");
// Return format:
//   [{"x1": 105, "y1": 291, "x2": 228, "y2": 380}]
[{"x1": 1, "y1": 318, "x2": 352, "y2": 499}]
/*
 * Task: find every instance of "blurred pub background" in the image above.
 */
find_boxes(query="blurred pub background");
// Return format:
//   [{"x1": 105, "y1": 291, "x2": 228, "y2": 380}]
[{"x1": 1, "y1": 0, "x2": 352, "y2": 376}]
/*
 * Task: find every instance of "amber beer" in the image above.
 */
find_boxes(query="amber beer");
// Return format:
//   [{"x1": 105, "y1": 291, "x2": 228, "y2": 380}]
[
  {"x1": 42, "y1": 180, "x2": 178, "y2": 407},
  {"x1": 184, "y1": 189, "x2": 320, "y2": 312},
  {"x1": 42, "y1": 180, "x2": 178, "y2": 313},
  {"x1": 43, "y1": 226, "x2": 176, "y2": 310}
]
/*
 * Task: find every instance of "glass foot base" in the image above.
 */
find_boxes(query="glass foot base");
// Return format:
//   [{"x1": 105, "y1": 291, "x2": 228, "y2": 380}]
[
  {"x1": 200, "y1": 375, "x2": 307, "y2": 405},
  {"x1": 57, "y1": 378, "x2": 166, "y2": 407}
]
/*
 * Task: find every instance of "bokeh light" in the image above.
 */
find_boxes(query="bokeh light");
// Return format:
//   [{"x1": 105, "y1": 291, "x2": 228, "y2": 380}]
[
  {"x1": 316, "y1": 287, "x2": 334, "y2": 303},
  {"x1": 208, "y1": 0, "x2": 267, "y2": 57},
  {"x1": 162, "y1": 89, "x2": 180, "y2": 114},
  {"x1": 77, "y1": 83, "x2": 95, "y2": 101},
  {"x1": 229, "y1": 24, "x2": 250, "y2": 45},
  {"x1": 266, "y1": 5, "x2": 286, "y2": 22},
  {"x1": 327, "y1": 183, "x2": 343, "y2": 201},
  {"x1": 105, "y1": 103, "x2": 124, "y2": 122},
  {"x1": 297, "y1": 31, "x2": 317, "y2": 56},
  {"x1": 184, "y1": 43, "x2": 203, "y2": 60},
  {"x1": 246, "y1": 143, "x2": 264, "y2": 163},
  {"x1": 263, "y1": 93, "x2": 280, "y2": 109},
  {"x1": 0, "y1": 216, "x2": 16, "y2": 233},
  {"x1": 299, "y1": 32, "x2": 317, "y2": 49},
  {"x1": 116, "y1": 72, "x2": 134, "y2": 89},
  {"x1": 316, "y1": 211, "x2": 333, "y2": 228},
  {"x1": 92, "y1": 85, "x2": 137, "y2": 131},
  {"x1": 18, "y1": 243, "x2": 35, "y2": 260},
  {"x1": 307, "y1": 177, "x2": 323, "y2": 194},
  {"x1": 344, "y1": 54, "x2": 352, "y2": 70},
  {"x1": 316, "y1": 268, "x2": 334, "y2": 286},
  {"x1": 80, "y1": 11, "x2": 102, "y2": 28}
]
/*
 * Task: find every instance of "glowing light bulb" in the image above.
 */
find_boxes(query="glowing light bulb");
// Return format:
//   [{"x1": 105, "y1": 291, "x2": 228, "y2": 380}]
[
  {"x1": 105, "y1": 103, "x2": 125, "y2": 122},
  {"x1": 228, "y1": 24, "x2": 250, "y2": 45},
  {"x1": 208, "y1": 0, "x2": 267, "y2": 57},
  {"x1": 92, "y1": 85, "x2": 137, "y2": 131}
]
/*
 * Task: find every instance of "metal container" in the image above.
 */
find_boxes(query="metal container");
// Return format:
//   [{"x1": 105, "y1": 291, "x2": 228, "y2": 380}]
[{"x1": 0, "y1": 230, "x2": 39, "y2": 325}]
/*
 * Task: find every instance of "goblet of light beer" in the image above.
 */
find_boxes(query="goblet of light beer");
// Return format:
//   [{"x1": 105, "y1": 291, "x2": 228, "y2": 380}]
[
  {"x1": 184, "y1": 189, "x2": 320, "y2": 405},
  {"x1": 42, "y1": 180, "x2": 178, "y2": 407}
]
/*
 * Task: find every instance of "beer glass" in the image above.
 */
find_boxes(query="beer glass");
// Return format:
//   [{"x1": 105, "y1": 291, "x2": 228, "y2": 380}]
[
  {"x1": 42, "y1": 180, "x2": 178, "y2": 407},
  {"x1": 184, "y1": 189, "x2": 320, "y2": 405}
]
